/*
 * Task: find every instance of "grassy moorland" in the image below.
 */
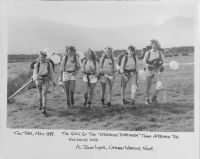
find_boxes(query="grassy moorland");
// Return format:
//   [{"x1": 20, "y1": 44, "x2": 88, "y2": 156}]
[{"x1": 7, "y1": 54, "x2": 194, "y2": 132}]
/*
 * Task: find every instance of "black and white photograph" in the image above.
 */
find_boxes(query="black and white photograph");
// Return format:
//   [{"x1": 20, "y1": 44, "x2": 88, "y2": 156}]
[{"x1": 6, "y1": 1, "x2": 195, "y2": 132}]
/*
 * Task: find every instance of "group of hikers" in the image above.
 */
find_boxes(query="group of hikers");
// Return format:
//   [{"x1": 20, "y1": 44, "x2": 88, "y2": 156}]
[{"x1": 32, "y1": 39, "x2": 164, "y2": 114}]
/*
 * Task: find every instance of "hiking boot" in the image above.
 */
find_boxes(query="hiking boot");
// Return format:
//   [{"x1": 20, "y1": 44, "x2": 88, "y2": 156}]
[
  {"x1": 41, "y1": 108, "x2": 47, "y2": 114},
  {"x1": 67, "y1": 100, "x2": 71, "y2": 109},
  {"x1": 83, "y1": 98, "x2": 88, "y2": 107},
  {"x1": 107, "y1": 102, "x2": 111, "y2": 110},
  {"x1": 151, "y1": 95, "x2": 158, "y2": 104},
  {"x1": 131, "y1": 99, "x2": 136, "y2": 108},
  {"x1": 86, "y1": 102, "x2": 91, "y2": 109},
  {"x1": 122, "y1": 98, "x2": 127, "y2": 105},
  {"x1": 101, "y1": 98, "x2": 105, "y2": 105},
  {"x1": 39, "y1": 100, "x2": 42, "y2": 111},
  {"x1": 71, "y1": 93, "x2": 74, "y2": 106},
  {"x1": 145, "y1": 99, "x2": 151, "y2": 105}
]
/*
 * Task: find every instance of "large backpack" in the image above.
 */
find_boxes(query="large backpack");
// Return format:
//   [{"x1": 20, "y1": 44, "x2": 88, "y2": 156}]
[
  {"x1": 64, "y1": 54, "x2": 78, "y2": 72},
  {"x1": 30, "y1": 61, "x2": 37, "y2": 70},
  {"x1": 30, "y1": 59, "x2": 54, "y2": 71}
]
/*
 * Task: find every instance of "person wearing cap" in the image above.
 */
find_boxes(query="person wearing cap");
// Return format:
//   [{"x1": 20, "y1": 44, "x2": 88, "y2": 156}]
[
  {"x1": 32, "y1": 51, "x2": 56, "y2": 114},
  {"x1": 120, "y1": 45, "x2": 138, "y2": 108},
  {"x1": 143, "y1": 40, "x2": 165, "y2": 105},
  {"x1": 99, "y1": 46, "x2": 117, "y2": 110},
  {"x1": 60, "y1": 46, "x2": 81, "y2": 109}
]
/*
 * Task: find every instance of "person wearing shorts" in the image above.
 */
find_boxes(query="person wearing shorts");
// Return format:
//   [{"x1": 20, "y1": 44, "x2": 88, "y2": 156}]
[
  {"x1": 99, "y1": 46, "x2": 117, "y2": 109},
  {"x1": 143, "y1": 40, "x2": 165, "y2": 105},
  {"x1": 33, "y1": 51, "x2": 56, "y2": 114},
  {"x1": 82, "y1": 49, "x2": 99, "y2": 109},
  {"x1": 60, "y1": 46, "x2": 80, "y2": 108}
]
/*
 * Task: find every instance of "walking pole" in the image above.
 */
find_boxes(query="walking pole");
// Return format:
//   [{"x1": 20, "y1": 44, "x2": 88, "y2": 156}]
[{"x1": 7, "y1": 79, "x2": 32, "y2": 100}]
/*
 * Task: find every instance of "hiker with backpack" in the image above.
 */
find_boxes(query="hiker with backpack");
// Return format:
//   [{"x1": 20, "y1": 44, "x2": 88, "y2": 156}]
[
  {"x1": 143, "y1": 40, "x2": 165, "y2": 105},
  {"x1": 120, "y1": 45, "x2": 138, "y2": 108},
  {"x1": 32, "y1": 51, "x2": 56, "y2": 114},
  {"x1": 60, "y1": 46, "x2": 81, "y2": 109},
  {"x1": 82, "y1": 49, "x2": 99, "y2": 109},
  {"x1": 99, "y1": 46, "x2": 117, "y2": 109}
]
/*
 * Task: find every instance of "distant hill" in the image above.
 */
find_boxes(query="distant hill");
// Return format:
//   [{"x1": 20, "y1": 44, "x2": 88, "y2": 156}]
[
  {"x1": 164, "y1": 46, "x2": 194, "y2": 55},
  {"x1": 8, "y1": 16, "x2": 194, "y2": 54}
]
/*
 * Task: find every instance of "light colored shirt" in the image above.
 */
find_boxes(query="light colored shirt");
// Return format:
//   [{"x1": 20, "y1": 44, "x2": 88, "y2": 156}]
[
  {"x1": 99, "y1": 57, "x2": 117, "y2": 75},
  {"x1": 120, "y1": 55, "x2": 138, "y2": 73},
  {"x1": 143, "y1": 49, "x2": 164, "y2": 66},
  {"x1": 60, "y1": 55, "x2": 80, "y2": 72},
  {"x1": 82, "y1": 59, "x2": 99, "y2": 74},
  {"x1": 33, "y1": 60, "x2": 55, "y2": 82}
]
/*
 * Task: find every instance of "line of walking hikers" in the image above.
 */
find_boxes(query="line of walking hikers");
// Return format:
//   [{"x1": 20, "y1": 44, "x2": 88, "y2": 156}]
[{"x1": 32, "y1": 39, "x2": 164, "y2": 114}]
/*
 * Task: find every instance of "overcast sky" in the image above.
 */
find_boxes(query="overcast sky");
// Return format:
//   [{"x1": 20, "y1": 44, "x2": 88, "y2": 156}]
[{"x1": 7, "y1": 1, "x2": 195, "y2": 28}]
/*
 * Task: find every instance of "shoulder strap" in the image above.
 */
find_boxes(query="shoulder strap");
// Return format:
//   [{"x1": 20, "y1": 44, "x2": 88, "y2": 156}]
[
  {"x1": 93, "y1": 60, "x2": 96, "y2": 70},
  {"x1": 65, "y1": 55, "x2": 68, "y2": 65},
  {"x1": 83, "y1": 59, "x2": 87, "y2": 70},
  {"x1": 147, "y1": 50, "x2": 151, "y2": 61},
  {"x1": 64, "y1": 55, "x2": 68, "y2": 71},
  {"x1": 37, "y1": 62, "x2": 40, "y2": 73},
  {"x1": 47, "y1": 60, "x2": 50, "y2": 74},
  {"x1": 133, "y1": 56, "x2": 136, "y2": 70},
  {"x1": 74, "y1": 54, "x2": 77, "y2": 70},
  {"x1": 101, "y1": 55, "x2": 106, "y2": 69},
  {"x1": 118, "y1": 54, "x2": 123, "y2": 66},
  {"x1": 123, "y1": 55, "x2": 128, "y2": 69},
  {"x1": 111, "y1": 56, "x2": 114, "y2": 69}
]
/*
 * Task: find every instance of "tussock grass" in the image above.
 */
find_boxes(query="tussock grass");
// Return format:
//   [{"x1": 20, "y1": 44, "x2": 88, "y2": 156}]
[{"x1": 7, "y1": 70, "x2": 35, "y2": 98}]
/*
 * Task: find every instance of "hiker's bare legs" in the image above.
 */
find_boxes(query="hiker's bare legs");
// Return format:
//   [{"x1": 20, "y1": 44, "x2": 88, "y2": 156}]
[
  {"x1": 152, "y1": 74, "x2": 163, "y2": 103},
  {"x1": 70, "y1": 80, "x2": 75, "y2": 95},
  {"x1": 107, "y1": 78, "x2": 113, "y2": 103},
  {"x1": 69, "y1": 80, "x2": 76, "y2": 105},
  {"x1": 37, "y1": 87, "x2": 43, "y2": 109},
  {"x1": 88, "y1": 83, "x2": 96, "y2": 104},
  {"x1": 42, "y1": 86, "x2": 49, "y2": 109},
  {"x1": 101, "y1": 82, "x2": 106, "y2": 101},
  {"x1": 121, "y1": 75, "x2": 128, "y2": 100},
  {"x1": 131, "y1": 75, "x2": 137, "y2": 100},
  {"x1": 146, "y1": 75, "x2": 153, "y2": 103},
  {"x1": 84, "y1": 83, "x2": 89, "y2": 99},
  {"x1": 63, "y1": 81, "x2": 70, "y2": 107}
]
